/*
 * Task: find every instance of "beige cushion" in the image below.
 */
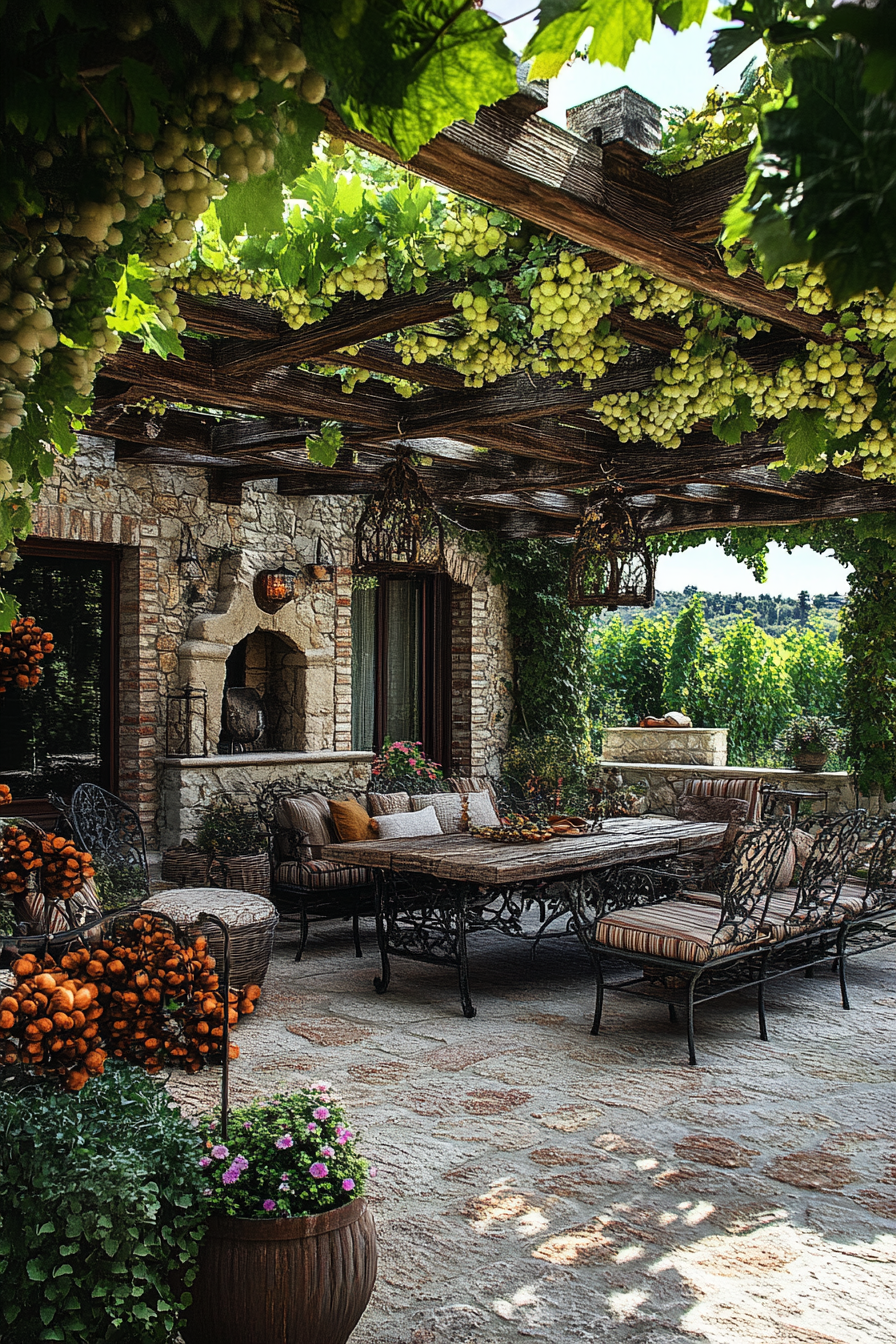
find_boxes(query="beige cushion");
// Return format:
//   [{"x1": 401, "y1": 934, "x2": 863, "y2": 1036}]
[
  {"x1": 368, "y1": 791, "x2": 411, "y2": 817},
  {"x1": 375, "y1": 806, "x2": 443, "y2": 839},
  {"x1": 144, "y1": 887, "x2": 276, "y2": 928},
  {"x1": 274, "y1": 794, "x2": 337, "y2": 859},
  {"x1": 411, "y1": 791, "x2": 499, "y2": 832}
]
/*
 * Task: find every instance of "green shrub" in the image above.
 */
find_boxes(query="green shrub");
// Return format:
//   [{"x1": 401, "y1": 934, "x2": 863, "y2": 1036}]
[
  {"x1": 0, "y1": 1063, "x2": 207, "y2": 1343},
  {"x1": 92, "y1": 859, "x2": 147, "y2": 912},
  {"x1": 196, "y1": 794, "x2": 267, "y2": 858}
]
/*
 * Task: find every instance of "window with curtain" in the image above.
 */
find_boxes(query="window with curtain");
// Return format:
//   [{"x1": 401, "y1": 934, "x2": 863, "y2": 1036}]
[{"x1": 351, "y1": 575, "x2": 451, "y2": 767}]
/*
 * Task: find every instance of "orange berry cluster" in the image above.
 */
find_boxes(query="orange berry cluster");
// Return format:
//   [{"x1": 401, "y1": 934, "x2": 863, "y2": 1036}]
[
  {"x1": 40, "y1": 834, "x2": 95, "y2": 901},
  {"x1": 0, "y1": 616, "x2": 54, "y2": 693},
  {"x1": 0, "y1": 827, "x2": 94, "y2": 904},
  {"x1": 0, "y1": 914, "x2": 260, "y2": 1090},
  {"x1": 0, "y1": 824, "x2": 42, "y2": 900},
  {"x1": 1, "y1": 954, "x2": 105, "y2": 1091},
  {"x1": 0, "y1": 784, "x2": 11, "y2": 805}
]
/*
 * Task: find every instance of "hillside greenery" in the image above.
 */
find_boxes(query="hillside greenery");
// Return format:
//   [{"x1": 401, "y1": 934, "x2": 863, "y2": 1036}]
[{"x1": 600, "y1": 586, "x2": 845, "y2": 641}]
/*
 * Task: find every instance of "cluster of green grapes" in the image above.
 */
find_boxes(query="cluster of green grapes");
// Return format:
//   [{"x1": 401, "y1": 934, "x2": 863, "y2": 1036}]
[
  {"x1": 1, "y1": 3, "x2": 331, "y2": 571},
  {"x1": 753, "y1": 342, "x2": 877, "y2": 436},
  {"x1": 527, "y1": 252, "x2": 622, "y2": 383},
  {"x1": 448, "y1": 290, "x2": 518, "y2": 385},
  {"x1": 395, "y1": 330, "x2": 449, "y2": 366},
  {"x1": 768, "y1": 265, "x2": 832, "y2": 316},
  {"x1": 441, "y1": 210, "x2": 507, "y2": 259},
  {"x1": 860, "y1": 292, "x2": 896, "y2": 355},
  {"x1": 594, "y1": 336, "x2": 752, "y2": 448},
  {"x1": 321, "y1": 248, "x2": 388, "y2": 302}
]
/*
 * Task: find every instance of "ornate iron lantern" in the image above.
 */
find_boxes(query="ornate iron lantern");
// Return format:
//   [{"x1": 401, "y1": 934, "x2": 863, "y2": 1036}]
[
  {"x1": 254, "y1": 565, "x2": 299, "y2": 613},
  {"x1": 166, "y1": 683, "x2": 208, "y2": 757},
  {"x1": 355, "y1": 451, "x2": 445, "y2": 574},
  {"x1": 567, "y1": 482, "x2": 655, "y2": 610}
]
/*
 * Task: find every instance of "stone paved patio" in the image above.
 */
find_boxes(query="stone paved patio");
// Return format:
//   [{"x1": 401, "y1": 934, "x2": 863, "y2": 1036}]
[{"x1": 167, "y1": 915, "x2": 896, "y2": 1344}]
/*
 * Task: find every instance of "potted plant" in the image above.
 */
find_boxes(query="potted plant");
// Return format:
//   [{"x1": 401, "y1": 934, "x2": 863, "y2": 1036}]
[
  {"x1": 370, "y1": 739, "x2": 445, "y2": 791},
  {"x1": 183, "y1": 1087, "x2": 377, "y2": 1344},
  {"x1": 196, "y1": 793, "x2": 270, "y2": 896},
  {"x1": 776, "y1": 715, "x2": 844, "y2": 773}
]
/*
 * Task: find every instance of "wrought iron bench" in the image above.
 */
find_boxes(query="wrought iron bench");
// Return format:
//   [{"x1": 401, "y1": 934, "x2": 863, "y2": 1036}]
[{"x1": 588, "y1": 819, "x2": 793, "y2": 1064}]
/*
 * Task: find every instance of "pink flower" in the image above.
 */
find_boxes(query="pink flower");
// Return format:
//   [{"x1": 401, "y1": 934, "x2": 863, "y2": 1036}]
[
  {"x1": 321, "y1": 1145, "x2": 335, "y2": 1157},
  {"x1": 369, "y1": 1167, "x2": 378, "y2": 1178},
  {"x1": 309, "y1": 1162, "x2": 328, "y2": 1179},
  {"x1": 275, "y1": 1134, "x2": 293, "y2": 1150},
  {"x1": 313, "y1": 1106, "x2": 330, "y2": 1121},
  {"x1": 222, "y1": 1168, "x2": 240, "y2": 1185},
  {"x1": 314, "y1": 1081, "x2": 331, "y2": 1092},
  {"x1": 199, "y1": 1156, "x2": 211, "y2": 1169},
  {"x1": 306, "y1": 1122, "x2": 317, "y2": 1133},
  {"x1": 232, "y1": 1155, "x2": 249, "y2": 1172},
  {"x1": 243, "y1": 1121, "x2": 252, "y2": 1131},
  {"x1": 211, "y1": 1145, "x2": 229, "y2": 1160},
  {"x1": 342, "y1": 1178, "x2": 355, "y2": 1192},
  {"x1": 262, "y1": 1199, "x2": 276, "y2": 1212}
]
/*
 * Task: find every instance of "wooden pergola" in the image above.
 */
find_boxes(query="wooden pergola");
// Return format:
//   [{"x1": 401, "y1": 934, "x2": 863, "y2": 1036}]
[{"x1": 87, "y1": 80, "x2": 896, "y2": 540}]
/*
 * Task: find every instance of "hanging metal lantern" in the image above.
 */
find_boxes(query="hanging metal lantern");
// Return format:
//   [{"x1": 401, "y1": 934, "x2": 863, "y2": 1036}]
[
  {"x1": 254, "y1": 565, "x2": 299, "y2": 613},
  {"x1": 355, "y1": 452, "x2": 445, "y2": 574},
  {"x1": 568, "y1": 482, "x2": 655, "y2": 610}
]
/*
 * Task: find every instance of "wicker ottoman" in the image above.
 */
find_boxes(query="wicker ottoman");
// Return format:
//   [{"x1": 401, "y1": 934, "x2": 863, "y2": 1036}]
[{"x1": 142, "y1": 888, "x2": 279, "y2": 988}]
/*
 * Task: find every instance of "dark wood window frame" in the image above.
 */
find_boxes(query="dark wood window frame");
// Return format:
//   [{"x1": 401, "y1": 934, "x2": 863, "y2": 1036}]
[{"x1": 13, "y1": 536, "x2": 121, "y2": 795}]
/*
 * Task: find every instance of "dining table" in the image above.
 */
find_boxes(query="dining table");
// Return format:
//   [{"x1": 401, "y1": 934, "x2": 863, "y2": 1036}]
[{"x1": 321, "y1": 814, "x2": 728, "y2": 1018}]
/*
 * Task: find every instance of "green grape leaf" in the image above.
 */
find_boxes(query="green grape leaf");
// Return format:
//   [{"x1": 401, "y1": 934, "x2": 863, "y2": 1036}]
[
  {"x1": 274, "y1": 101, "x2": 326, "y2": 184},
  {"x1": 120, "y1": 58, "x2": 168, "y2": 138},
  {"x1": 708, "y1": 22, "x2": 761, "y2": 74},
  {"x1": 0, "y1": 592, "x2": 20, "y2": 634},
  {"x1": 712, "y1": 393, "x2": 758, "y2": 445},
  {"x1": 306, "y1": 421, "x2": 344, "y2": 467},
  {"x1": 215, "y1": 171, "x2": 286, "y2": 244},
  {"x1": 777, "y1": 408, "x2": 833, "y2": 472},
  {"x1": 525, "y1": 0, "x2": 658, "y2": 78},
  {"x1": 302, "y1": 0, "x2": 518, "y2": 161}
]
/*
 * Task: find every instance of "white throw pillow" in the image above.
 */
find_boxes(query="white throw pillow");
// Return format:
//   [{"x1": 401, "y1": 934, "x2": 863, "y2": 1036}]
[
  {"x1": 375, "y1": 806, "x2": 443, "y2": 839},
  {"x1": 411, "y1": 791, "x2": 499, "y2": 832}
]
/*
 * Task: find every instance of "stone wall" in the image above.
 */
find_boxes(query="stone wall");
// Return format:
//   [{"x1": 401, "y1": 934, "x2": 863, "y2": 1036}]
[
  {"x1": 601, "y1": 760, "x2": 894, "y2": 818},
  {"x1": 27, "y1": 438, "x2": 513, "y2": 840},
  {"x1": 159, "y1": 750, "x2": 374, "y2": 848}
]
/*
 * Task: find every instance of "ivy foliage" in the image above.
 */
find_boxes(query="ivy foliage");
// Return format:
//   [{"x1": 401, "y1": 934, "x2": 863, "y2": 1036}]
[
  {"x1": 523, "y1": 0, "x2": 710, "y2": 78},
  {"x1": 0, "y1": 1063, "x2": 207, "y2": 1343},
  {"x1": 482, "y1": 538, "x2": 594, "y2": 740}
]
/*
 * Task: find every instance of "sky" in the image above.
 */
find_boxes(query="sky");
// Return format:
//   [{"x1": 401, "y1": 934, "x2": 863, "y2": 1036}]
[{"x1": 481, "y1": 4, "x2": 853, "y2": 599}]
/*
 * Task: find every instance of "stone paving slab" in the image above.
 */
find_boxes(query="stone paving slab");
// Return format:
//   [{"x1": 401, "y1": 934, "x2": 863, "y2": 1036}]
[{"x1": 166, "y1": 917, "x2": 896, "y2": 1344}]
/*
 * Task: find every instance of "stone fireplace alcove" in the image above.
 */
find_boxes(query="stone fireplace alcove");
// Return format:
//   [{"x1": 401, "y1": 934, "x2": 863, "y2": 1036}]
[{"x1": 175, "y1": 555, "x2": 336, "y2": 755}]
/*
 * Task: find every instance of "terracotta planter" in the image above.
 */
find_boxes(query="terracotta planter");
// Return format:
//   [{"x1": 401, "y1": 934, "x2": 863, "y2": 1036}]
[
  {"x1": 182, "y1": 1198, "x2": 377, "y2": 1344},
  {"x1": 793, "y1": 750, "x2": 828, "y2": 773}
]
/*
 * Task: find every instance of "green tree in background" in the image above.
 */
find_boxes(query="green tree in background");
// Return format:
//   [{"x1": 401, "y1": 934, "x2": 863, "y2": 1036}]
[{"x1": 661, "y1": 595, "x2": 712, "y2": 716}]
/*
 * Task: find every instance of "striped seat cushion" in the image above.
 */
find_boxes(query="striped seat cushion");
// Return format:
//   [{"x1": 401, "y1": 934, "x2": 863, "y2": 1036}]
[
  {"x1": 685, "y1": 886, "x2": 868, "y2": 939},
  {"x1": 275, "y1": 860, "x2": 371, "y2": 891},
  {"x1": 681, "y1": 777, "x2": 763, "y2": 823},
  {"x1": 594, "y1": 900, "x2": 767, "y2": 964}
]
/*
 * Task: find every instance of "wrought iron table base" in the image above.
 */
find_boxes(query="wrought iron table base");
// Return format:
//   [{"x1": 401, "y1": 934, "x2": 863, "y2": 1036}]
[{"x1": 372, "y1": 871, "x2": 597, "y2": 1019}]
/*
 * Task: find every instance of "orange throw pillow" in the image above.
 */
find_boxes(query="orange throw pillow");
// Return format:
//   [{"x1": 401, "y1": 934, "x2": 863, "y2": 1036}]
[{"x1": 329, "y1": 798, "x2": 377, "y2": 842}]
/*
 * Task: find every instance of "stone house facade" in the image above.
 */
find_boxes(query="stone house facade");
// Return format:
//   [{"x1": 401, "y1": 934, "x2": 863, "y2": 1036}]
[{"x1": 16, "y1": 437, "x2": 514, "y2": 845}]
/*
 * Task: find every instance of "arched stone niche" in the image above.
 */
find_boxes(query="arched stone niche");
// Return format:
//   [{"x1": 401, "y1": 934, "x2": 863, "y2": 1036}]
[{"x1": 176, "y1": 554, "x2": 335, "y2": 754}]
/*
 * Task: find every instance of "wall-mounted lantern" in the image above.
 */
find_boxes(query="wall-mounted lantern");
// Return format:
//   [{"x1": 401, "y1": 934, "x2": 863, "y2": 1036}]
[
  {"x1": 306, "y1": 538, "x2": 335, "y2": 582},
  {"x1": 254, "y1": 565, "x2": 300, "y2": 614}
]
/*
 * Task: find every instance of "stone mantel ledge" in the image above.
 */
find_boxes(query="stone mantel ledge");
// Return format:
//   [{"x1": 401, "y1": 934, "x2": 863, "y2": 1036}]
[
  {"x1": 164, "y1": 750, "x2": 374, "y2": 769},
  {"x1": 599, "y1": 759, "x2": 889, "y2": 816},
  {"x1": 603, "y1": 726, "x2": 728, "y2": 768}
]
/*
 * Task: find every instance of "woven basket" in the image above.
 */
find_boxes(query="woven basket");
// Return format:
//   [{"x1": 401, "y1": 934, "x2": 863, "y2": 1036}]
[
  {"x1": 174, "y1": 912, "x2": 279, "y2": 989},
  {"x1": 210, "y1": 912, "x2": 278, "y2": 988},
  {"x1": 209, "y1": 852, "x2": 271, "y2": 899},
  {"x1": 161, "y1": 844, "x2": 209, "y2": 887}
]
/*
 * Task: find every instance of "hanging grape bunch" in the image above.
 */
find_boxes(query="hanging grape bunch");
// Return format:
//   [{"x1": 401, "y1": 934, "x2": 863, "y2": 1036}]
[{"x1": 0, "y1": 616, "x2": 54, "y2": 692}]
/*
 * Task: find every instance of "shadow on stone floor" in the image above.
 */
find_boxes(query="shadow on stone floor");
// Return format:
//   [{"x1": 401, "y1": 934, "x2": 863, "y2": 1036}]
[{"x1": 167, "y1": 917, "x2": 896, "y2": 1344}]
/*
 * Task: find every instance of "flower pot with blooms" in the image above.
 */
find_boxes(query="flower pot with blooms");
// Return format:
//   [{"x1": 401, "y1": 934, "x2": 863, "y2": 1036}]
[
  {"x1": 182, "y1": 1085, "x2": 377, "y2": 1344},
  {"x1": 775, "y1": 715, "x2": 844, "y2": 773},
  {"x1": 370, "y1": 739, "x2": 445, "y2": 791}
]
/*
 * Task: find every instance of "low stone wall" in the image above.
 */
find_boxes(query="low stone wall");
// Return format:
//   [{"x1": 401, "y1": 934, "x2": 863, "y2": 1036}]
[
  {"x1": 598, "y1": 760, "x2": 894, "y2": 818},
  {"x1": 603, "y1": 727, "x2": 728, "y2": 767},
  {"x1": 159, "y1": 750, "x2": 374, "y2": 848}
]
